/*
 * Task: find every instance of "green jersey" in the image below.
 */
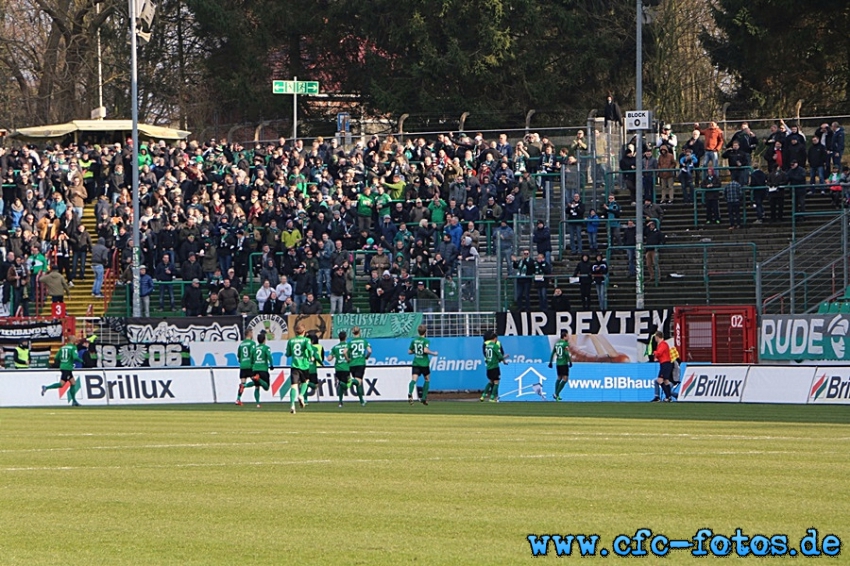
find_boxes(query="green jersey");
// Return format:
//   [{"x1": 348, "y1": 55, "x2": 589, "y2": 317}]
[
  {"x1": 237, "y1": 339, "x2": 256, "y2": 370},
  {"x1": 409, "y1": 337, "x2": 431, "y2": 367},
  {"x1": 550, "y1": 339, "x2": 572, "y2": 366},
  {"x1": 308, "y1": 344, "x2": 325, "y2": 373},
  {"x1": 56, "y1": 344, "x2": 80, "y2": 371},
  {"x1": 348, "y1": 337, "x2": 370, "y2": 367},
  {"x1": 356, "y1": 193, "x2": 374, "y2": 217},
  {"x1": 428, "y1": 199, "x2": 447, "y2": 224},
  {"x1": 286, "y1": 336, "x2": 313, "y2": 370},
  {"x1": 330, "y1": 342, "x2": 350, "y2": 372},
  {"x1": 483, "y1": 340, "x2": 506, "y2": 370},
  {"x1": 251, "y1": 344, "x2": 273, "y2": 371}
]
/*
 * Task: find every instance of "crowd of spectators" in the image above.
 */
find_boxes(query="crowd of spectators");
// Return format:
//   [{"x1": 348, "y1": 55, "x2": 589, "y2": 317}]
[{"x1": 0, "y1": 116, "x2": 845, "y2": 317}]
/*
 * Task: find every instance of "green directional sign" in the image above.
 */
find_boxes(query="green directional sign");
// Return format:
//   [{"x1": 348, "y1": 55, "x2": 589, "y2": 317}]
[{"x1": 272, "y1": 80, "x2": 319, "y2": 95}]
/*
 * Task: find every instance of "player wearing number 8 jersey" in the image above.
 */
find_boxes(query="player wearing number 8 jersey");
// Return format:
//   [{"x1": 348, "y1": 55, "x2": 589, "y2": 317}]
[
  {"x1": 346, "y1": 326, "x2": 371, "y2": 406},
  {"x1": 548, "y1": 329, "x2": 573, "y2": 401},
  {"x1": 286, "y1": 324, "x2": 312, "y2": 413},
  {"x1": 41, "y1": 338, "x2": 83, "y2": 406},
  {"x1": 480, "y1": 331, "x2": 508, "y2": 402},
  {"x1": 235, "y1": 328, "x2": 256, "y2": 406},
  {"x1": 408, "y1": 324, "x2": 438, "y2": 406}
]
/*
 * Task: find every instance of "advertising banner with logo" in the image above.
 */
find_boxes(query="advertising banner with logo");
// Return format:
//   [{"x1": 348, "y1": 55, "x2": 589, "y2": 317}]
[
  {"x1": 677, "y1": 365, "x2": 748, "y2": 402},
  {"x1": 193, "y1": 336, "x2": 551, "y2": 392},
  {"x1": 809, "y1": 367, "x2": 850, "y2": 404},
  {"x1": 0, "y1": 370, "x2": 110, "y2": 407},
  {"x1": 760, "y1": 314, "x2": 850, "y2": 361},
  {"x1": 332, "y1": 313, "x2": 422, "y2": 338},
  {"x1": 497, "y1": 310, "x2": 670, "y2": 336},
  {"x1": 497, "y1": 362, "x2": 660, "y2": 402},
  {"x1": 211, "y1": 366, "x2": 411, "y2": 404},
  {"x1": 97, "y1": 368, "x2": 215, "y2": 405},
  {"x1": 741, "y1": 366, "x2": 816, "y2": 404},
  {"x1": 496, "y1": 310, "x2": 669, "y2": 363}
]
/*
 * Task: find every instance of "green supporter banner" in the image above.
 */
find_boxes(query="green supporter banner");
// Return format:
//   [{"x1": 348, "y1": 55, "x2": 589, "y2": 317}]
[
  {"x1": 332, "y1": 313, "x2": 422, "y2": 338},
  {"x1": 761, "y1": 314, "x2": 850, "y2": 361}
]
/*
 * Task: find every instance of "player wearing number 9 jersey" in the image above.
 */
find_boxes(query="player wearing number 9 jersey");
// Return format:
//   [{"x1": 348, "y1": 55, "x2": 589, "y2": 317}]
[
  {"x1": 480, "y1": 331, "x2": 507, "y2": 403},
  {"x1": 235, "y1": 328, "x2": 256, "y2": 406},
  {"x1": 408, "y1": 324, "x2": 438, "y2": 406},
  {"x1": 286, "y1": 324, "x2": 312, "y2": 413},
  {"x1": 346, "y1": 326, "x2": 371, "y2": 406},
  {"x1": 548, "y1": 329, "x2": 573, "y2": 401},
  {"x1": 41, "y1": 338, "x2": 83, "y2": 406}
]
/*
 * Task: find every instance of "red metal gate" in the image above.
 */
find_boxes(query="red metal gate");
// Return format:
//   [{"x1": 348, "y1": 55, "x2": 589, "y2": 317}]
[{"x1": 674, "y1": 306, "x2": 757, "y2": 363}]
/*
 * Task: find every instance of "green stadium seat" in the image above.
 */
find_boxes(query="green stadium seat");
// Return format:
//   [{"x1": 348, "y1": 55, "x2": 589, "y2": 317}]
[{"x1": 818, "y1": 302, "x2": 830, "y2": 314}]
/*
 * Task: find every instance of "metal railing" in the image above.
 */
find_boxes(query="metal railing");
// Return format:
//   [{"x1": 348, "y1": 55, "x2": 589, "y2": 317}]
[
  {"x1": 419, "y1": 311, "x2": 497, "y2": 337},
  {"x1": 557, "y1": 217, "x2": 661, "y2": 261},
  {"x1": 349, "y1": 255, "x2": 481, "y2": 313},
  {"x1": 605, "y1": 241, "x2": 758, "y2": 300},
  {"x1": 757, "y1": 210, "x2": 850, "y2": 315},
  {"x1": 603, "y1": 165, "x2": 753, "y2": 203}
]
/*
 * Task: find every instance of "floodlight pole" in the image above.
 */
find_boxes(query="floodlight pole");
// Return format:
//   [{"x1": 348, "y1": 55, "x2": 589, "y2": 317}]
[
  {"x1": 634, "y1": 0, "x2": 645, "y2": 309},
  {"x1": 130, "y1": 0, "x2": 141, "y2": 317},
  {"x1": 293, "y1": 75, "x2": 298, "y2": 142}
]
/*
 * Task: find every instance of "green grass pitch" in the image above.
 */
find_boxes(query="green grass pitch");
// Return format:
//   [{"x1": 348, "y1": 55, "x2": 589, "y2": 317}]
[{"x1": 1, "y1": 402, "x2": 848, "y2": 564}]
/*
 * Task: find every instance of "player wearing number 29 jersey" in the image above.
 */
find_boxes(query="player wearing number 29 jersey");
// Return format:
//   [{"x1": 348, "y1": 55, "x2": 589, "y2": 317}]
[
  {"x1": 408, "y1": 324, "x2": 438, "y2": 406},
  {"x1": 345, "y1": 326, "x2": 370, "y2": 406}
]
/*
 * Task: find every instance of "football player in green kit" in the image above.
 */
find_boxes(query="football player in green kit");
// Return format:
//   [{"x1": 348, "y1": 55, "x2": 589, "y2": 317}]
[
  {"x1": 327, "y1": 331, "x2": 350, "y2": 407},
  {"x1": 480, "y1": 331, "x2": 508, "y2": 403},
  {"x1": 41, "y1": 338, "x2": 83, "y2": 406},
  {"x1": 346, "y1": 326, "x2": 371, "y2": 406},
  {"x1": 408, "y1": 324, "x2": 438, "y2": 406},
  {"x1": 235, "y1": 327, "x2": 256, "y2": 406},
  {"x1": 300, "y1": 334, "x2": 325, "y2": 405},
  {"x1": 285, "y1": 324, "x2": 312, "y2": 413},
  {"x1": 548, "y1": 329, "x2": 573, "y2": 401},
  {"x1": 250, "y1": 331, "x2": 274, "y2": 407}
]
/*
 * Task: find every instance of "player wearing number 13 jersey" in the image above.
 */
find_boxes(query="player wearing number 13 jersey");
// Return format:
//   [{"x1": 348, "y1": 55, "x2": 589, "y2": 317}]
[
  {"x1": 548, "y1": 329, "x2": 573, "y2": 401},
  {"x1": 480, "y1": 331, "x2": 507, "y2": 403},
  {"x1": 408, "y1": 324, "x2": 438, "y2": 406},
  {"x1": 346, "y1": 326, "x2": 371, "y2": 406},
  {"x1": 285, "y1": 324, "x2": 312, "y2": 413}
]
